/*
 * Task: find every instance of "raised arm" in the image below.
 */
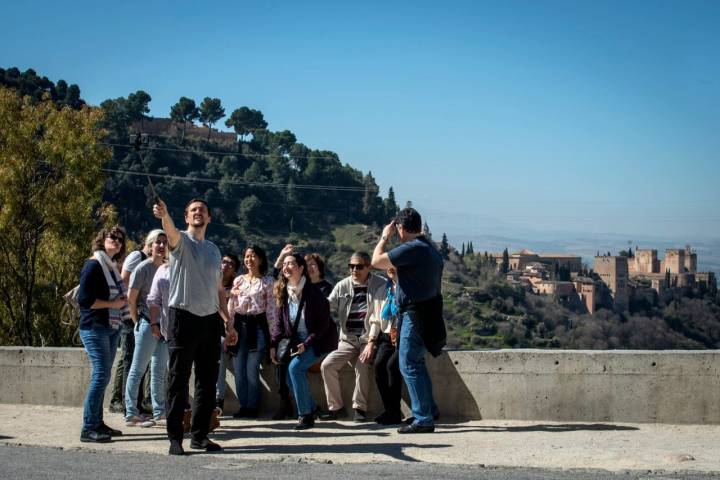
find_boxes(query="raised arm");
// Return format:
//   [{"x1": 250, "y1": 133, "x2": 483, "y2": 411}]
[
  {"x1": 152, "y1": 199, "x2": 181, "y2": 249},
  {"x1": 372, "y1": 221, "x2": 397, "y2": 270}
]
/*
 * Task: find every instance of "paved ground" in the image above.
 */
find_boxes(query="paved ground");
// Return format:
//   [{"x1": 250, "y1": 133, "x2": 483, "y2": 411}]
[
  {"x1": 2, "y1": 445, "x2": 718, "y2": 480},
  {"x1": 0, "y1": 404, "x2": 718, "y2": 477}
]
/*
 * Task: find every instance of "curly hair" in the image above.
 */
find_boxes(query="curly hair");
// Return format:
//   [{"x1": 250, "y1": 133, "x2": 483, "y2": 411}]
[
  {"x1": 274, "y1": 253, "x2": 309, "y2": 308},
  {"x1": 91, "y1": 225, "x2": 127, "y2": 261}
]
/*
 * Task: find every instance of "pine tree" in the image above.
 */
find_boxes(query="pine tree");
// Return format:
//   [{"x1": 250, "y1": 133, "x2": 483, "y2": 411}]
[
  {"x1": 461, "y1": 242, "x2": 466, "y2": 257},
  {"x1": 501, "y1": 247, "x2": 510, "y2": 274},
  {"x1": 423, "y1": 221, "x2": 432, "y2": 240},
  {"x1": 382, "y1": 186, "x2": 399, "y2": 219},
  {"x1": 440, "y1": 233, "x2": 450, "y2": 259}
]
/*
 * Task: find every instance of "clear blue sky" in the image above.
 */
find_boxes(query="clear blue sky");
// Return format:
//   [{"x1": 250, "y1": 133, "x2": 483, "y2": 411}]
[{"x1": 2, "y1": 0, "x2": 719, "y2": 245}]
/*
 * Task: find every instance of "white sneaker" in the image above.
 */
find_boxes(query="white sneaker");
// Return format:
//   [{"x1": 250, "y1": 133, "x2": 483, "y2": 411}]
[
  {"x1": 153, "y1": 415, "x2": 167, "y2": 427},
  {"x1": 125, "y1": 415, "x2": 156, "y2": 428}
]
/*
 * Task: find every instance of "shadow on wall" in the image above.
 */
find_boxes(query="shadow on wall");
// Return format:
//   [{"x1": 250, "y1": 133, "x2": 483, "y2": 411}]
[{"x1": 426, "y1": 353, "x2": 481, "y2": 420}]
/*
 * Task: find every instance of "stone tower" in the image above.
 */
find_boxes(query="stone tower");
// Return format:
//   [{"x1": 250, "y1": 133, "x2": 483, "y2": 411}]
[{"x1": 594, "y1": 255, "x2": 629, "y2": 311}]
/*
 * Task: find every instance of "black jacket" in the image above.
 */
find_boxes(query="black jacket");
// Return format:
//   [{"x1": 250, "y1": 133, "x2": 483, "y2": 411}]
[{"x1": 400, "y1": 294, "x2": 446, "y2": 357}]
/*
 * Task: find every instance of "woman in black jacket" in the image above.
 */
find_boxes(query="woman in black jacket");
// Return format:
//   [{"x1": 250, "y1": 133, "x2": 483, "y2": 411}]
[
  {"x1": 269, "y1": 253, "x2": 338, "y2": 430},
  {"x1": 77, "y1": 226, "x2": 129, "y2": 443}
]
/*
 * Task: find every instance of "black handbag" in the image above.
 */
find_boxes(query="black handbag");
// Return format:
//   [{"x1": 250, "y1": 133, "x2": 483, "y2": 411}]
[{"x1": 277, "y1": 297, "x2": 305, "y2": 365}]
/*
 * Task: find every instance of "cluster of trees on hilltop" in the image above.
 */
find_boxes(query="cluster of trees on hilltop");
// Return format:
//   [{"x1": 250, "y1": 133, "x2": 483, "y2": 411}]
[
  {"x1": 99, "y1": 92, "x2": 399, "y2": 253},
  {"x1": 0, "y1": 67, "x2": 84, "y2": 109}
]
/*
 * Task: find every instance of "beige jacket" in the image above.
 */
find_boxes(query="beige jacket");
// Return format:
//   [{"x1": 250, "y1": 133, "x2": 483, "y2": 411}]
[{"x1": 327, "y1": 273, "x2": 386, "y2": 344}]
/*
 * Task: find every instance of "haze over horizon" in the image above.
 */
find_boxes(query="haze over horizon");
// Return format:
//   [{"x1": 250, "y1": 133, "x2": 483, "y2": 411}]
[{"x1": 2, "y1": 1, "x2": 718, "y2": 246}]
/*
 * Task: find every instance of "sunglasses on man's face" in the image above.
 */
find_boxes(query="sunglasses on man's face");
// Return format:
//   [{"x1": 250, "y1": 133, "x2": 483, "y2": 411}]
[{"x1": 348, "y1": 263, "x2": 367, "y2": 270}]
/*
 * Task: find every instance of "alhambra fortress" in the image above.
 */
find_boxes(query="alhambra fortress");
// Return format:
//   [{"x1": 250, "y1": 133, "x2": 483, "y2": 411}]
[{"x1": 490, "y1": 246, "x2": 717, "y2": 314}]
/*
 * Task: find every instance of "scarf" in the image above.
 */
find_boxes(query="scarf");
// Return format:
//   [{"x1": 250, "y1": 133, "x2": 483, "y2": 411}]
[
  {"x1": 381, "y1": 280, "x2": 399, "y2": 322},
  {"x1": 93, "y1": 250, "x2": 131, "y2": 328},
  {"x1": 287, "y1": 276, "x2": 306, "y2": 305}
]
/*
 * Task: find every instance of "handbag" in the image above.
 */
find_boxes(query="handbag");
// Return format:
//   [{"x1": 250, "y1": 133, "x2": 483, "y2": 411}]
[{"x1": 277, "y1": 296, "x2": 306, "y2": 365}]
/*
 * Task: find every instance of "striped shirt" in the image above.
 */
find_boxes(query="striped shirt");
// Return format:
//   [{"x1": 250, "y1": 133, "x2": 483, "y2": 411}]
[{"x1": 346, "y1": 284, "x2": 368, "y2": 337}]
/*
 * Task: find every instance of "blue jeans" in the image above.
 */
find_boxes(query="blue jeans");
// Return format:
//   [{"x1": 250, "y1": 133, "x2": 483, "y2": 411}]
[
  {"x1": 399, "y1": 311, "x2": 436, "y2": 426},
  {"x1": 233, "y1": 324, "x2": 266, "y2": 409},
  {"x1": 216, "y1": 337, "x2": 229, "y2": 401},
  {"x1": 286, "y1": 349, "x2": 324, "y2": 416},
  {"x1": 124, "y1": 319, "x2": 169, "y2": 419},
  {"x1": 80, "y1": 326, "x2": 120, "y2": 430}
]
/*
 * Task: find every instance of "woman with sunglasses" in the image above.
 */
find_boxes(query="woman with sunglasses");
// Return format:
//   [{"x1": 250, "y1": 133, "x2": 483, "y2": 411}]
[
  {"x1": 227, "y1": 246, "x2": 276, "y2": 419},
  {"x1": 270, "y1": 253, "x2": 338, "y2": 430},
  {"x1": 76, "y1": 226, "x2": 130, "y2": 443}
]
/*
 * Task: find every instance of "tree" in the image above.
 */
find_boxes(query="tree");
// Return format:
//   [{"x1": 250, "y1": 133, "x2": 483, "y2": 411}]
[
  {"x1": 461, "y1": 243, "x2": 466, "y2": 257},
  {"x1": 126, "y1": 90, "x2": 152, "y2": 130},
  {"x1": 423, "y1": 222, "x2": 433, "y2": 241},
  {"x1": 382, "y1": 186, "x2": 399, "y2": 219},
  {"x1": 501, "y1": 247, "x2": 510, "y2": 273},
  {"x1": 99, "y1": 97, "x2": 130, "y2": 139},
  {"x1": 361, "y1": 171, "x2": 382, "y2": 223},
  {"x1": 439, "y1": 234, "x2": 450, "y2": 259},
  {"x1": 224, "y1": 106, "x2": 268, "y2": 143},
  {"x1": 0, "y1": 86, "x2": 109, "y2": 346},
  {"x1": 169, "y1": 96, "x2": 199, "y2": 141},
  {"x1": 198, "y1": 97, "x2": 225, "y2": 140}
]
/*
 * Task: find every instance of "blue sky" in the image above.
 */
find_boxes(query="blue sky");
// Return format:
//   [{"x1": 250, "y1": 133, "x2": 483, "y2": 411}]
[{"x1": 2, "y1": 0, "x2": 719, "y2": 247}]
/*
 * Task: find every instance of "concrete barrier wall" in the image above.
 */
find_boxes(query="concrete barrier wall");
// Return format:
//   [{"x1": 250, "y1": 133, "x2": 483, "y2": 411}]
[{"x1": 1, "y1": 347, "x2": 718, "y2": 424}]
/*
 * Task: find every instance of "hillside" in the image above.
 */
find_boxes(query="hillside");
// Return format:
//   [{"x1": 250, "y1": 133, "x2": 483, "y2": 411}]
[{"x1": 285, "y1": 225, "x2": 720, "y2": 350}]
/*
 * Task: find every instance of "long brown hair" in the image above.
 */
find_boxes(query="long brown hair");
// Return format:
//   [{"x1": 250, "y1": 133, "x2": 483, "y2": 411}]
[
  {"x1": 274, "y1": 253, "x2": 309, "y2": 308},
  {"x1": 91, "y1": 225, "x2": 127, "y2": 261}
]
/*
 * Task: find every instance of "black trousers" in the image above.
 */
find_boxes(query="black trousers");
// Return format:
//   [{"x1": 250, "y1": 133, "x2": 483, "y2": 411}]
[
  {"x1": 166, "y1": 308, "x2": 222, "y2": 442},
  {"x1": 373, "y1": 333, "x2": 402, "y2": 416}
]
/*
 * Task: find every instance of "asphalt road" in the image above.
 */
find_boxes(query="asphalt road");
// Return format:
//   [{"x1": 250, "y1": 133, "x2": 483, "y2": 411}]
[{"x1": 0, "y1": 444, "x2": 715, "y2": 480}]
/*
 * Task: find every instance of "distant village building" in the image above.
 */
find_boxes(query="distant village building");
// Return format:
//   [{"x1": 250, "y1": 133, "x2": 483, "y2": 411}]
[
  {"x1": 594, "y1": 255, "x2": 630, "y2": 312},
  {"x1": 491, "y1": 249, "x2": 582, "y2": 272},
  {"x1": 572, "y1": 276, "x2": 597, "y2": 314},
  {"x1": 627, "y1": 245, "x2": 714, "y2": 295},
  {"x1": 505, "y1": 259, "x2": 598, "y2": 314},
  {"x1": 131, "y1": 118, "x2": 237, "y2": 144}
]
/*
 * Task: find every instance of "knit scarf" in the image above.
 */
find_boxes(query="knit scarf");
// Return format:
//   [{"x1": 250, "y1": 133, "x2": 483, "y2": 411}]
[
  {"x1": 286, "y1": 276, "x2": 306, "y2": 304},
  {"x1": 93, "y1": 250, "x2": 130, "y2": 328}
]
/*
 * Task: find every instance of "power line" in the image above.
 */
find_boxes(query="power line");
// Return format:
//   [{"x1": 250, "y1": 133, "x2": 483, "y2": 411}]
[
  {"x1": 102, "y1": 141, "x2": 344, "y2": 161},
  {"x1": 103, "y1": 168, "x2": 378, "y2": 193}
]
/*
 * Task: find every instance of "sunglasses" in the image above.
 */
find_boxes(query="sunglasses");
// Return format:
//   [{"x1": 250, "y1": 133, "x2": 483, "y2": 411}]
[
  {"x1": 107, "y1": 234, "x2": 124, "y2": 243},
  {"x1": 348, "y1": 263, "x2": 367, "y2": 270}
]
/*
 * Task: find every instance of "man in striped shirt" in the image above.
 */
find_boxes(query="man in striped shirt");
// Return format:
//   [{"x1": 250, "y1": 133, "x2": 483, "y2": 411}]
[{"x1": 320, "y1": 252, "x2": 386, "y2": 422}]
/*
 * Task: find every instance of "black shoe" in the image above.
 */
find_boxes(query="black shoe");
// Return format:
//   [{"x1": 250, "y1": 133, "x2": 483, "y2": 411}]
[
  {"x1": 272, "y1": 400, "x2": 293, "y2": 420},
  {"x1": 80, "y1": 429, "x2": 111, "y2": 443},
  {"x1": 319, "y1": 407, "x2": 346, "y2": 420},
  {"x1": 398, "y1": 423, "x2": 435, "y2": 434},
  {"x1": 233, "y1": 407, "x2": 249, "y2": 419},
  {"x1": 294, "y1": 414, "x2": 315, "y2": 430},
  {"x1": 353, "y1": 408, "x2": 368, "y2": 422},
  {"x1": 169, "y1": 439, "x2": 185, "y2": 456},
  {"x1": 107, "y1": 402, "x2": 125, "y2": 414},
  {"x1": 404, "y1": 412, "x2": 440, "y2": 424},
  {"x1": 375, "y1": 411, "x2": 403, "y2": 425},
  {"x1": 97, "y1": 422, "x2": 123, "y2": 436},
  {"x1": 190, "y1": 437, "x2": 223, "y2": 452},
  {"x1": 244, "y1": 407, "x2": 258, "y2": 419}
]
